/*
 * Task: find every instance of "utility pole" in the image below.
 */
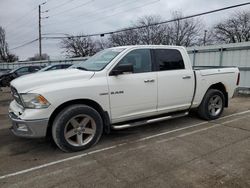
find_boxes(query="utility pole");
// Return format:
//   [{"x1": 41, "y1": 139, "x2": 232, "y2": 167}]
[
  {"x1": 38, "y1": 5, "x2": 42, "y2": 59},
  {"x1": 38, "y1": 2, "x2": 48, "y2": 60},
  {"x1": 203, "y1": 30, "x2": 207, "y2": 46}
]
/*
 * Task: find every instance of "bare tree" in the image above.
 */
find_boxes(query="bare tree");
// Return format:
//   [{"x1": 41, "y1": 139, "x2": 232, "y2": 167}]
[
  {"x1": 95, "y1": 38, "x2": 112, "y2": 50},
  {"x1": 168, "y1": 11, "x2": 202, "y2": 46},
  {"x1": 136, "y1": 15, "x2": 170, "y2": 45},
  {"x1": 0, "y1": 26, "x2": 18, "y2": 62},
  {"x1": 109, "y1": 15, "x2": 169, "y2": 46},
  {"x1": 213, "y1": 11, "x2": 250, "y2": 43},
  {"x1": 109, "y1": 13, "x2": 201, "y2": 47},
  {"x1": 109, "y1": 28, "x2": 140, "y2": 46},
  {"x1": 27, "y1": 53, "x2": 50, "y2": 61},
  {"x1": 61, "y1": 36, "x2": 98, "y2": 57}
]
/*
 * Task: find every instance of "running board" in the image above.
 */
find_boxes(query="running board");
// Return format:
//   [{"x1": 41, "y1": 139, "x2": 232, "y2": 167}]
[{"x1": 112, "y1": 111, "x2": 189, "y2": 130}]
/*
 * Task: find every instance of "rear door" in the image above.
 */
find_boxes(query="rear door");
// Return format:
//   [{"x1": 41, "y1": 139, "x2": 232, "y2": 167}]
[
  {"x1": 108, "y1": 49, "x2": 157, "y2": 123},
  {"x1": 154, "y1": 48, "x2": 194, "y2": 113}
]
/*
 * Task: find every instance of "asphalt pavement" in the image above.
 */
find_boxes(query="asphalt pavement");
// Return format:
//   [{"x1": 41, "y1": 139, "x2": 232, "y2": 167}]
[{"x1": 0, "y1": 88, "x2": 249, "y2": 188}]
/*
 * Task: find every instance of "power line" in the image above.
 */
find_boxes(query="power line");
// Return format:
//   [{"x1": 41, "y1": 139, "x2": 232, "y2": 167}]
[
  {"x1": 43, "y1": 0, "x2": 145, "y2": 27},
  {"x1": 8, "y1": 30, "x2": 37, "y2": 43},
  {"x1": 4, "y1": 8, "x2": 37, "y2": 38},
  {"x1": 6, "y1": 16, "x2": 36, "y2": 34},
  {"x1": 43, "y1": 0, "x2": 157, "y2": 37},
  {"x1": 4, "y1": 6, "x2": 37, "y2": 29},
  {"x1": 47, "y1": 0, "x2": 76, "y2": 11},
  {"x1": 9, "y1": 1, "x2": 250, "y2": 51},
  {"x1": 43, "y1": 0, "x2": 158, "y2": 33},
  {"x1": 48, "y1": 0, "x2": 94, "y2": 17},
  {"x1": 42, "y1": 32, "x2": 72, "y2": 36},
  {"x1": 7, "y1": 3, "x2": 47, "y2": 51},
  {"x1": 75, "y1": 0, "x2": 160, "y2": 27},
  {"x1": 10, "y1": 39, "x2": 38, "y2": 50},
  {"x1": 6, "y1": 2, "x2": 47, "y2": 40},
  {"x1": 43, "y1": 1, "x2": 250, "y2": 39}
]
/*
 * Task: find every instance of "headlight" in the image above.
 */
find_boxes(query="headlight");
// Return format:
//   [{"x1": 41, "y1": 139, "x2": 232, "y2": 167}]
[{"x1": 20, "y1": 93, "x2": 50, "y2": 109}]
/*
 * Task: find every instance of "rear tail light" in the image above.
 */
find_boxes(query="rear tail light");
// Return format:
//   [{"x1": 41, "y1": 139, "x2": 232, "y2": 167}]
[{"x1": 236, "y1": 72, "x2": 240, "y2": 86}]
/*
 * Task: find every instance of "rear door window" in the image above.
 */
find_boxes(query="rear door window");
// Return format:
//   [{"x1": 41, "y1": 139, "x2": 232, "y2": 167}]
[{"x1": 154, "y1": 49, "x2": 185, "y2": 71}]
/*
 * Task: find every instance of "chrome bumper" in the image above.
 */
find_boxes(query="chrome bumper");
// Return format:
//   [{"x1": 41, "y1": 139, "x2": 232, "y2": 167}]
[{"x1": 9, "y1": 112, "x2": 49, "y2": 138}]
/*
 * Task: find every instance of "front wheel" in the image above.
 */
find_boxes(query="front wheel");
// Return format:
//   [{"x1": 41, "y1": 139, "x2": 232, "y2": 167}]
[
  {"x1": 52, "y1": 105, "x2": 103, "y2": 152},
  {"x1": 2, "y1": 78, "x2": 11, "y2": 87},
  {"x1": 198, "y1": 89, "x2": 225, "y2": 120}
]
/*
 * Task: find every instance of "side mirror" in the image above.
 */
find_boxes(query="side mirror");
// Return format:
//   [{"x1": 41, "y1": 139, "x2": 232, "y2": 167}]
[{"x1": 110, "y1": 64, "x2": 134, "y2": 76}]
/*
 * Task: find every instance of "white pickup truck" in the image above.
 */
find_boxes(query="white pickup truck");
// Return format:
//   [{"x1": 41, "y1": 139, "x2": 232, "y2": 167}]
[{"x1": 9, "y1": 45, "x2": 240, "y2": 152}]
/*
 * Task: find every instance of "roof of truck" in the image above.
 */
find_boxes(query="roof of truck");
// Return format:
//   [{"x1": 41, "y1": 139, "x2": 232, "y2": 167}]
[{"x1": 110, "y1": 45, "x2": 186, "y2": 50}]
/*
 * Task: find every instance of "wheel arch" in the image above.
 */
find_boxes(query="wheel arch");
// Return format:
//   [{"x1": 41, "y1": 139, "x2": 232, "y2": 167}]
[
  {"x1": 207, "y1": 82, "x2": 228, "y2": 107},
  {"x1": 46, "y1": 99, "x2": 111, "y2": 138}
]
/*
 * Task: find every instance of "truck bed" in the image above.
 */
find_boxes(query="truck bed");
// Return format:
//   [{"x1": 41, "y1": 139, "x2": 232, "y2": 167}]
[{"x1": 191, "y1": 66, "x2": 239, "y2": 109}]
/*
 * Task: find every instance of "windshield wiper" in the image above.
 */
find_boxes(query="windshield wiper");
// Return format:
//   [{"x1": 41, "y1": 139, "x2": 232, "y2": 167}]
[{"x1": 75, "y1": 66, "x2": 88, "y2": 71}]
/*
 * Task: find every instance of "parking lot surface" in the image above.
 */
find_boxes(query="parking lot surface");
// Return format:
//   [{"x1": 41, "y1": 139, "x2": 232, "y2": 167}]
[{"x1": 0, "y1": 89, "x2": 250, "y2": 188}]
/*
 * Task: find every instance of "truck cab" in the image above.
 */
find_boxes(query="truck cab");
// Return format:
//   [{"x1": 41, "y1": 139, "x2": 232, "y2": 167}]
[{"x1": 106, "y1": 46, "x2": 195, "y2": 123}]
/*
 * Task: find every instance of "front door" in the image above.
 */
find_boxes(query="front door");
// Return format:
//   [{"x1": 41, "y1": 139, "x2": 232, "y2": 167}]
[{"x1": 107, "y1": 49, "x2": 157, "y2": 123}]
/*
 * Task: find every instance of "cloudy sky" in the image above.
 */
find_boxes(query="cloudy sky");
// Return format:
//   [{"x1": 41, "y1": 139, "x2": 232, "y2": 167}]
[{"x1": 0, "y1": 0, "x2": 249, "y2": 60}]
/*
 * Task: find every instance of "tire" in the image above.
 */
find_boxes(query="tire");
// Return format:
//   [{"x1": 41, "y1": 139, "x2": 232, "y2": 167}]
[
  {"x1": 1, "y1": 78, "x2": 9, "y2": 87},
  {"x1": 2, "y1": 77, "x2": 12, "y2": 87},
  {"x1": 198, "y1": 89, "x2": 225, "y2": 120},
  {"x1": 52, "y1": 104, "x2": 103, "y2": 152}
]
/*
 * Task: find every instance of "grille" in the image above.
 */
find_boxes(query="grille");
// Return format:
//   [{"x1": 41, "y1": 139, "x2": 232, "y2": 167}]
[{"x1": 10, "y1": 86, "x2": 23, "y2": 106}]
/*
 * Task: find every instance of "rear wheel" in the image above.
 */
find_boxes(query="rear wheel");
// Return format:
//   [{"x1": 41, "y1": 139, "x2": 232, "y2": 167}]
[
  {"x1": 52, "y1": 105, "x2": 103, "y2": 152},
  {"x1": 198, "y1": 89, "x2": 225, "y2": 120}
]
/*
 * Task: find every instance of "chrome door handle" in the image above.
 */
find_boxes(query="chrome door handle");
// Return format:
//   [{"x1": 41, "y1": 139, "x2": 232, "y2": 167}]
[
  {"x1": 144, "y1": 79, "x2": 155, "y2": 83},
  {"x1": 182, "y1": 76, "x2": 191, "y2": 79}
]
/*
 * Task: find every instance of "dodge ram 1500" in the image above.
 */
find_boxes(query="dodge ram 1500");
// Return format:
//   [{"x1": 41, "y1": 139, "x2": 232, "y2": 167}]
[{"x1": 9, "y1": 45, "x2": 240, "y2": 152}]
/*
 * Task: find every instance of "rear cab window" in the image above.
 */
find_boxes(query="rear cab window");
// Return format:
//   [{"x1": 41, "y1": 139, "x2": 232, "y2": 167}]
[{"x1": 154, "y1": 49, "x2": 185, "y2": 71}]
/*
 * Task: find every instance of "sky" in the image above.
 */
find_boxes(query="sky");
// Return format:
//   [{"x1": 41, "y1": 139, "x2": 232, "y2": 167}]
[{"x1": 0, "y1": 0, "x2": 249, "y2": 60}]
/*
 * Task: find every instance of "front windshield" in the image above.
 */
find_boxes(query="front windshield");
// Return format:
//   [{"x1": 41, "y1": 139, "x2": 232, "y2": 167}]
[
  {"x1": 10, "y1": 67, "x2": 21, "y2": 73},
  {"x1": 70, "y1": 62, "x2": 81, "y2": 68},
  {"x1": 76, "y1": 48, "x2": 125, "y2": 71}
]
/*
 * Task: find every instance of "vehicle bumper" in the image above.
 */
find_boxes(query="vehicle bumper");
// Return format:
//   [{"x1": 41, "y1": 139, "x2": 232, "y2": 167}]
[{"x1": 9, "y1": 112, "x2": 48, "y2": 138}]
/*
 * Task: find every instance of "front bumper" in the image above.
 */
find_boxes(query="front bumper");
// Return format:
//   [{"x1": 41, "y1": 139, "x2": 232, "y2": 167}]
[{"x1": 9, "y1": 112, "x2": 49, "y2": 138}]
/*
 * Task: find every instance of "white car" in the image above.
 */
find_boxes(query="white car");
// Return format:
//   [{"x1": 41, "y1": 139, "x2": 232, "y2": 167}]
[{"x1": 9, "y1": 45, "x2": 240, "y2": 152}]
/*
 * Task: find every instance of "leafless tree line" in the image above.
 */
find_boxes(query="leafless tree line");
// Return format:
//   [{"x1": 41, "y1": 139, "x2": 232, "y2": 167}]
[
  {"x1": 1, "y1": 10, "x2": 250, "y2": 61},
  {"x1": 213, "y1": 11, "x2": 250, "y2": 43},
  {"x1": 109, "y1": 12, "x2": 202, "y2": 47},
  {"x1": 61, "y1": 10, "x2": 250, "y2": 58}
]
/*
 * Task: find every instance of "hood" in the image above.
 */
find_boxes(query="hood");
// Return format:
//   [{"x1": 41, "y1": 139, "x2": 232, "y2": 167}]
[
  {"x1": 0, "y1": 72, "x2": 11, "y2": 78},
  {"x1": 11, "y1": 69, "x2": 94, "y2": 93}
]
